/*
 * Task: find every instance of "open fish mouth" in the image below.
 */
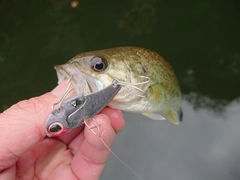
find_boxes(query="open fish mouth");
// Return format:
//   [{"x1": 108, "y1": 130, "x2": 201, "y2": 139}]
[{"x1": 54, "y1": 64, "x2": 103, "y2": 96}]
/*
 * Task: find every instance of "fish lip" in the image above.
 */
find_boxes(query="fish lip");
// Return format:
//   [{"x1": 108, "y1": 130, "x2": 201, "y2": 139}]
[
  {"x1": 54, "y1": 65, "x2": 72, "y2": 81},
  {"x1": 54, "y1": 64, "x2": 102, "y2": 95},
  {"x1": 54, "y1": 64, "x2": 88, "y2": 95}
]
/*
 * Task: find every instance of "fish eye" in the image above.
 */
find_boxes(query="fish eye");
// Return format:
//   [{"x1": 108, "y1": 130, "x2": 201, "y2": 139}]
[{"x1": 90, "y1": 56, "x2": 108, "y2": 72}]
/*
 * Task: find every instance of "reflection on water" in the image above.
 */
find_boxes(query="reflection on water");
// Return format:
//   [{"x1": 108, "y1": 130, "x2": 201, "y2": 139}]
[
  {"x1": 185, "y1": 93, "x2": 229, "y2": 112},
  {"x1": 101, "y1": 99, "x2": 240, "y2": 180}
]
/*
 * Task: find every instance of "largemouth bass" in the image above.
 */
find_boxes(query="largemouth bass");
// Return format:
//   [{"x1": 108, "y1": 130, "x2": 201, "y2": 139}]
[{"x1": 55, "y1": 47, "x2": 182, "y2": 124}]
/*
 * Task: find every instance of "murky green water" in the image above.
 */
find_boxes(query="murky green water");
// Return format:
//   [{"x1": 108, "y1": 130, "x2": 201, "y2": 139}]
[{"x1": 1, "y1": 1, "x2": 240, "y2": 179}]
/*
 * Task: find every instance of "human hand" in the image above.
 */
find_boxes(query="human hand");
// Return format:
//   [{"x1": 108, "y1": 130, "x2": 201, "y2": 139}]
[{"x1": 0, "y1": 82, "x2": 125, "y2": 180}]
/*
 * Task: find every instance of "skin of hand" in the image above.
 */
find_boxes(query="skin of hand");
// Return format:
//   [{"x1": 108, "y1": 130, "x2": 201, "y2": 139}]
[{"x1": 0, "y1": 82, "x2": 125, "y2": 180}]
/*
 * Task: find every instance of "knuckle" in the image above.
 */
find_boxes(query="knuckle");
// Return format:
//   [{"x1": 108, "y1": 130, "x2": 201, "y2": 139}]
[{"x1": 13, "y1": 97, "x2": 46, "y2": 115}]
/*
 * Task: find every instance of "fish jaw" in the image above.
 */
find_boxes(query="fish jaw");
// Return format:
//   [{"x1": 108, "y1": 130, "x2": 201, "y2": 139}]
[
  {"x1": 55, "y1": 62, "x2": 106, "y2": 97},
  {"x1": 54, "y1": 64, "x2": 89, "y2": 95}
]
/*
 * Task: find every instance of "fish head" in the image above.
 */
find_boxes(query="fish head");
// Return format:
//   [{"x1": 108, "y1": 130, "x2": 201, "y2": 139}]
[{"x1": 54, "y1": 49, "x2": 142, "y2": 100}]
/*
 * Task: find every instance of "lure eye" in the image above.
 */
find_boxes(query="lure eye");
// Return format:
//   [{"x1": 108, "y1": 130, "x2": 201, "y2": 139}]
[
  {"x1": 90, "y1": 56, "x2": 108, "y2": 72},
  {"x1": 47, "y1": 122, "x2": 64, "y2": 136}
]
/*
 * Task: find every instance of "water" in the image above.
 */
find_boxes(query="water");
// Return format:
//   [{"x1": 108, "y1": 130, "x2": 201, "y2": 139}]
[{"x1": 0, "y1": 0, "x2": 239, "y2": 179}]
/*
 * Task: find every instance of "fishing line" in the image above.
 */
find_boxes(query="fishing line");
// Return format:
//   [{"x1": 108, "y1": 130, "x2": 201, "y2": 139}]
[{"x1": 84, "y1": 118, "x2": 144, "y2": 180}]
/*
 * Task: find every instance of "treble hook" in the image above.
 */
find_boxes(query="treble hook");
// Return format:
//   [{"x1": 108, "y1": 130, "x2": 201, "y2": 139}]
[
  {"x1": 84, "y1": 118, "x2": 101, "y2": 137},
  {"x1": 52, "y1": 76, "x2": 74, "y2": 111},
  {"x1": 114, "y1": 76, "x2": 151, "y2": 98}
]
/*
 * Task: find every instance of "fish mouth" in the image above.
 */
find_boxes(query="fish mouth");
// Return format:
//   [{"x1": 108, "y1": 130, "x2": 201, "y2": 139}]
[{"x1": 54, "y1": 64, "x2": 103, "y2": 96}]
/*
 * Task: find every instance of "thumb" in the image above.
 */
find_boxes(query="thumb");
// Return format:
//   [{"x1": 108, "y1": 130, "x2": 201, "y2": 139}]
[{"x1": 0, "y1": 82, "x2": 68, "y2": 171}]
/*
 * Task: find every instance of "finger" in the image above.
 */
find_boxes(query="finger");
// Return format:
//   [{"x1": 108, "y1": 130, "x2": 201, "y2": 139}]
[
  {"x1": 101, "y1": 107, "x2": 125, "y2": 133},
  {"x1": 68, "y1": 107, "x2": 125, "y2": 155},
  {"x1": 59, "y1": 107, "x2": 125, "y2": 145},
  {"x1": 0, "y1": 82, "x2": 68, "y2": 171},
  {"x1": 16, "y1": 138, "x2": 78, "y2": 180},
  {"x1": 70, "y1": 114, "x2": 119, "y2": 180},
  {"x1": 0, "y1": 164, "x2": 16, "y2": 180},
  {"x1": 57, "y1": 125, "x2": 84, "y2": 145}
]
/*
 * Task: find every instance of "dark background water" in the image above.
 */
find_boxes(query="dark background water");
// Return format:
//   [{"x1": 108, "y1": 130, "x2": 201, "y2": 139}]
[{"x1": 1, "y1": 1, "x2": 240, "y2": 179}]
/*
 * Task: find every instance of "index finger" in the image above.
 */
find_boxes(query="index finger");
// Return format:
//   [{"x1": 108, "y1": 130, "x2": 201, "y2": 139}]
[
  {"x1": 0, "y1": 82, "x2": 68, "y2": 171},
  {"x1": 70, "y1": 113, "x2": 124, "y2": 180}
]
